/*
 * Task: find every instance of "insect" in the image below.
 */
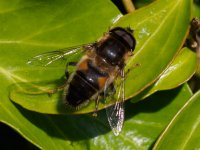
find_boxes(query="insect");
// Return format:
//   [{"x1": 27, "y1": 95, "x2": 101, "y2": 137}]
[
  {"x1": 187, "y1": 18, "x2": 200, "y2": 56},
  {"x1": 191, "y1": 18, "x2": 200, "y2": 61},
  {"x1": 28, "y1": 27, "x2": 136, "y2": 136}
]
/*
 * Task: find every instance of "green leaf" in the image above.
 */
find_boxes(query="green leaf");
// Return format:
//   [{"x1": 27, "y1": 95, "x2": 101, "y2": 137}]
[
  {"x1": 120, "y1": 84, "x2": 192, "y2": 149},
  {"x1": 10, "y1": 46, "x2": 197, "y2": 114},
  {"x1": 6, "y1": 84, "x2": 195, "y2": 150},
  {"x1": 9, "y1": 0, "x2": 192, "y2": 114},
  {"x1": 68, "y1": 84, "x2": 191, "y2": 150},
  {"x1": 153, "y1": 90, "x2": 200, "y2": 150},
  {"x1": 114, "y1": 0, "x2": 192, "y2": 99},
  {"x1": 193, "y1": 0, "x2": 200, "y2": 18},
  {"x1": 134, "y1": 0, "x2": 155, "y2": 8},
  {"x1": 148, "y1": 48, "x2": 197, "y2": 91},
  {"x1": 131, "y1": 47, "x2": 198, "y2": 102},
  {"x1": 0, "y1": 0, "x2": 120, "y2": 149},
  {"x1": 0, "y1": 0, "x2": 194, "y2": 149}
]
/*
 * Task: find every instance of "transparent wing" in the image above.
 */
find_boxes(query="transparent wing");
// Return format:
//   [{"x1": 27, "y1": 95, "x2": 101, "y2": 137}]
[
  {"x1": 27, "y1": 43, "x2": 95, "y2": 66},
  {"x1": 105, "y1": 70, "x2": 125, "y2": 136}
]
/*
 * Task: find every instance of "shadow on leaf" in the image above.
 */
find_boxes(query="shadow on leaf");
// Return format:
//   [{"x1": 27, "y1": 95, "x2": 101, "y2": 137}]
[{"x1": 10, "y1": 84, "x2": 182, "y2": 141}]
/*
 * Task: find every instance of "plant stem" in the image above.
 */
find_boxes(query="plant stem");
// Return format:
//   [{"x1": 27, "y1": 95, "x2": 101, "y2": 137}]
[{"x1": 122, "y1": 0, "x2": 135, "y2": 13}]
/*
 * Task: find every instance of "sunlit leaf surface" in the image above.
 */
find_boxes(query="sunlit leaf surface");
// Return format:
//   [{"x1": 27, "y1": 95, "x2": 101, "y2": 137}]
[
  {"x1": 153, "y1": 90, "x2": 200, "y2": 150},
  {"x1": 9, "y1": 0, "x2": 192, "y2": 114},
  {"x1": 131, "y1": 47, "x2": 197, "y2": 102},
  {"x1": 0, "y1": 0, "x2": 120, "y2": 149},
  {"x1": 0, "y1": 0, "x2": 194, "y2": 149}
]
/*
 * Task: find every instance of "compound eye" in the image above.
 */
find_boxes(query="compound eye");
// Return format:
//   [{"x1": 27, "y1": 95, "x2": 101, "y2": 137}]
[{"x1": 110, "y1": 27, "x2": 136, "y2": 50}]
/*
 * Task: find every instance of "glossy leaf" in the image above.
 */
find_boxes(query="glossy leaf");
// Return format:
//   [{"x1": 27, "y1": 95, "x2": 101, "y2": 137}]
[
  {"x1": 0, "y1": 0, "x2": 195, "y2": 150},
  {"x1": 120, "y1": 84, "x2": 192, "y2": 149},
  {"x1": 9, "y1": 0, "x2": 192, "y2": 114},
  {"x1": 10, "y1": 46, "x2": 198, "y2": 114},
  {"x1": 114, "y1": 0, "x2": 192, "y2": 99},
  {"x1": 0, "y1": 0, "x2": 120, "y2": 149},
  {"x1": 134, "y1": 0, "x2": 155, "y2": 8},
  {"x1": 193, "y1": 0, "x2": 200, "y2": 18},
  {"x1": 153, "y1": 90, "x2": 200, "y2": 150},
  {"x1": 149, "y1": 48, "x2": 197, "y2": 91},
  {"x1": 70, "y1": 84, "x2": 191, "y2": 150},
  {"x1": 131, "y1": 47, "x2": 198, "y2": 102},
  {"x1": 6, "y1": 84, "x2": 195, "y2": 149},
  {"x1": 0, "y1": 0, "x2": 194, "y2": 149}
]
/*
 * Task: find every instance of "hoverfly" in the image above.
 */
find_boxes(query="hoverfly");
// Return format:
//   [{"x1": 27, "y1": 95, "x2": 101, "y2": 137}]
[{"x1": 28, "y1": 27, "x2": 136, "y2": 136}]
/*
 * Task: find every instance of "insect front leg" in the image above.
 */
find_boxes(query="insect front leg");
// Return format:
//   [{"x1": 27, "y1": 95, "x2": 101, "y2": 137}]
[
  {"x1": 102, "y1": 83, "x2": 116, "y2": 99},
  {"x1": 93, "y1": 94, "x2": 100, "y2": 117},
  {"x1": 125, "y1": 63, "x2": 140, "y2": 76}
]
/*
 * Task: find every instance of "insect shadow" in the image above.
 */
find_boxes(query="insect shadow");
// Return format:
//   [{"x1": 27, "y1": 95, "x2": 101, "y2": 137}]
[{"x1": 10, "y1": 81, "x2": 182, "y2": 142}]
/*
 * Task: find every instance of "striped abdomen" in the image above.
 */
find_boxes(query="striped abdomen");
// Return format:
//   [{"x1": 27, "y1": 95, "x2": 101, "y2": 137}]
[{"x1": 65, "y1": 59, "x2": 108, "y2": 108}]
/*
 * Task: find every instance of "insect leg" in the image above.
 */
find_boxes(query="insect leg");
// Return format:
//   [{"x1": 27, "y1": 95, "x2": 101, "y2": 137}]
[
  {"x1": 103, "y1": 83, "x2": 116, "y2": 99},
  {"x1": 48, "y1": 84, "x2": 66, "y2": 95},
  {"x1": 125, "y1": 63, "x2": 140, "y2": 76},
  {"x1": 93, "y1": 94, "x2": 100, "y2": 117}
]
